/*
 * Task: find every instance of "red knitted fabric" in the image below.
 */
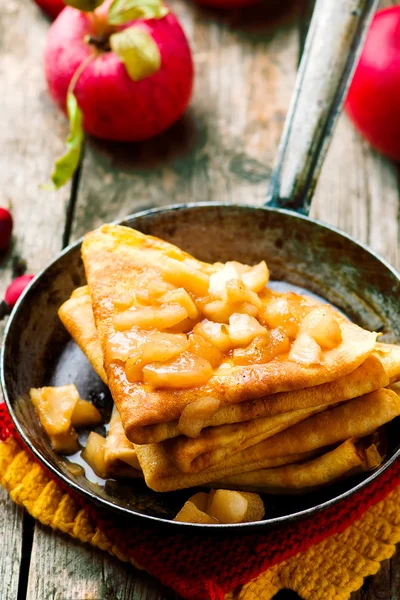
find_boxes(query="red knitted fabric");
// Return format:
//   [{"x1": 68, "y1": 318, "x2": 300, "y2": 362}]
[{"x1": 1, "y1": 402, "x2": 399, "y2": 600}]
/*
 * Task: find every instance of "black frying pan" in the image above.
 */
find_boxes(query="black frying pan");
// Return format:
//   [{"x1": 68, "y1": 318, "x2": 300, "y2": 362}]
[{"x1": 3, "y1": 0, "x2": 397, "y2": 532}]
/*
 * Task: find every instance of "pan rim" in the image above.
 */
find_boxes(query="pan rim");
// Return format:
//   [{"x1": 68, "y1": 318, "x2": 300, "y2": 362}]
[{"x1": 1, "y1": 201, "x2": 400, "y2": 531}]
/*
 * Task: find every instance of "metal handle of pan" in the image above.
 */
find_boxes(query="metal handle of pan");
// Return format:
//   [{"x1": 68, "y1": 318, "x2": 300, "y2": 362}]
[{"x1": 266, "y1": 0, "x2": 378, "y2": 215}]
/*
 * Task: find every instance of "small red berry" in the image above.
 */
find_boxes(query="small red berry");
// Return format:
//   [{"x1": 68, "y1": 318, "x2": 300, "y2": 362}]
[
  {"x1": 5, "y1": 275, "x2": 35, "y2": 308},
  {"x1": 0, "y1": 208, "x2": 13, "y2": 251}
]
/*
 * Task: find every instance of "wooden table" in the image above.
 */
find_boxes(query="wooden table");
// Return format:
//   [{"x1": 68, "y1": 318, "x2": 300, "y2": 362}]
[{"x1": 1, "y1": 0, "x2": 399, "y2": 598}]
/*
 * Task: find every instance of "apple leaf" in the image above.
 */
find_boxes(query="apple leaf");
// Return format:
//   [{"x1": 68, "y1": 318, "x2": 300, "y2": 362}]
[
  {"x1": 50, "y1": 92, "x2": 84, "y2": 189},
  {"x1": 108, "y1": 0, "x2": 168, "y2": 25},
  {"x1": 110, "y1": 27, "x2": 161, "y2": 81},
  {"x1": 64, "y1": 0, "x2": 105, "y2": 12}
]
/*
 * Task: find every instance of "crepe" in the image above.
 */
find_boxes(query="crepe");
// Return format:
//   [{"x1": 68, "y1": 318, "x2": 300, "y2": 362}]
[
  {"x1": 82, "y1": 224, "x2": 378, "y2": 445},
  {"x1": 58, "y1": 286, "x2": 107, "y2": 384},
  {"x1": 219, "y1": 388, "x2": 400, "y2": 471},
  {"x1": 214, "y1": 439, "x2": 381, "y2": 493},
  {"x1": 136, "y1": 388, "x2": 400, "y2": 491},
  {"x1": 162, "y1": 347, "x2": 400, "y2": 472},
  {"x1": 104, "y1": 407, "x2": 142, "y2": 478},
  {"x1": 56, "y1": 282, "x2": 400, "y2": 452},
  {"x1": 57, "y1": 281, "x2": 400, "y2": 450},
  {"x1": 165, "y1": 406, "x2": 325, "y2": 473},
  {"x1": 134, "y1": 442, "x2": 317, "y2": 492}
]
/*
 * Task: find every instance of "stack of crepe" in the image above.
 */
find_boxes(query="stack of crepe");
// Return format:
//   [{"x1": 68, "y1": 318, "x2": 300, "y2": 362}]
[{"x1": 57, "y1": 224, "x2": 400, "y2": 495}]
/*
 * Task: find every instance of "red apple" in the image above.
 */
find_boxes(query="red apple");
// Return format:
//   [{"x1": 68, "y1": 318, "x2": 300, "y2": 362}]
[
  {"x1": 44, "y1": 1, "x2": 194, "y2": 141},
  {"x1": 4, "y1": 275, "x2": 35, "y2": 308},
  {"x1": 192, "y1": 0, "x2": 260, "y2": 7},
  {"x1": 345, "y1": 6, "x2": 400, "y2": 161},
  {"x1": 33, "y1": 0, "x2": 65, "y2": 19},
  {"x1": 0, "y1": 208, "x2": 13, "y2": 252}
]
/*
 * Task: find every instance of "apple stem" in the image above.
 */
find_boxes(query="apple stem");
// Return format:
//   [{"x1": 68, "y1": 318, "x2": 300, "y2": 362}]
[
  {"x1": 85, "y1": 34, "x2": 111, "y2": 51},
  {"x1": 90, "y1": 9, "x2": 113, "y2": 43}
]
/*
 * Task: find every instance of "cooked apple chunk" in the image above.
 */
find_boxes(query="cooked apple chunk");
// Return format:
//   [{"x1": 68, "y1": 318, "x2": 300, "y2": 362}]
[
  {"x1": 188, "y1": 333, "x2": 223, "y2": 369},
  {"x1": 300, "y1": 307, "x2": 342, "y2": 349},
  {"x1": 208, "y1": 489, "x2": 265, "y2": 524},
  {"x1": 223, "y1": 279, "x2": 262, "y2": 310},
  {"x1": 178, "y1": 396, "x2": 221, "y2": 437},
  {"x1": 81, "y1": 432, "x2": 107, "y2": 479},
  {"x1": 241, "y1": 261, "x2": 269, "y2": 293},
  {"x1": 125, "y1": 334, "x2": 195, "y2": 383},
  {"x1": 142, "y1": 351, "x2": 213, "y2": 388},
  {"x1": 135, "y1": 272, "x2": 174, "y2": 303},
  {"x1": 232, "y1": 329, "x2": 290, "y2": 365},
  {"x1": 106, "y1": 330, "x2": 145, "y2": 362},
  {"x1": 202, "y1": 300, "x2": 235, "y2": 323},
  {"x1": 228, "y1": 313, "x2": 267, "y2": 347},
  {"x1": 30, "y1": 385, "x2": 103, "y2": 454},
  {"x1": 141, "y1": 332, "x2": 189, "y2": 364},
  {"x1": 188, "y1": 492, "x2": 209, "y2": 512},
  {"x1": 173, "y1": 502, "x2": 218, "y2": 524},
  {"x1": 162, "y1": 258, "x2": 210, "y2": 296},
  {"x1": 161, "y1": 288, "x2": 199, "y2": 320},
  {"x1": 113, "y1": 290, "x2": 136, "y2": 310},
  {"x1": 208, "y1": 263, "x2": 240, "y2": 297},
  {"x1": 194, "y1": 320, "x2": 232, "y2": 352},
  {"x1": 30, "y1": 384, "x2": 80, "y2": 436},
  {"x1": 71, "y1": 398, "x2": 102, "y2": 428},
  {"x1": 125, "y1": 351, "x2": 145, "y2": 383},
  {"x1": 49, "y1": 429, "x2": 79, "y2": 454},
  {"x1": 208, "y1": 261, "x2": 269, "y2": 297},
  {"x1": 113, "y1": 303, "x2": 188, "y2": 331},
  {"x1": 260, "y1": 295, "x2": 300, "y2": 339},
  {"x1": 289, "y1": 332, "x2": 322, "y2": 365}
]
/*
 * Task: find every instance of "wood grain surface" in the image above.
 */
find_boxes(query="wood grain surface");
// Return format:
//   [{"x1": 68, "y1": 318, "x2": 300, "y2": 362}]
[
  {"x1": 0, "y1": 0, "x2": 399, "y2": 599},
  {"x1": 70, "y1": 0, "x2": 301, "y2": 239},
  {"x1": 0, "y1": 0, "x2": 71, "y2": 598}
]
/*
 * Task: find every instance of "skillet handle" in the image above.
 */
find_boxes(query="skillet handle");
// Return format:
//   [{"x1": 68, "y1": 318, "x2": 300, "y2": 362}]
[{"x1": 266, "y1": 0, "x2": 378, "y2": 214}]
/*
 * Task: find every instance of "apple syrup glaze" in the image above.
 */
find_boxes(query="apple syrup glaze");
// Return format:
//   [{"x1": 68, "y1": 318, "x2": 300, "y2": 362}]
[{"x1": 64, "y1": 281, "x2": 343, "y2": 488}]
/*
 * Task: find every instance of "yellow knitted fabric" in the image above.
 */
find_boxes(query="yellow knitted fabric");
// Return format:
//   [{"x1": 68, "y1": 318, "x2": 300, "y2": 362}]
[{"x1": 2, "y1": 437, "x2": 400, "y2": 600}]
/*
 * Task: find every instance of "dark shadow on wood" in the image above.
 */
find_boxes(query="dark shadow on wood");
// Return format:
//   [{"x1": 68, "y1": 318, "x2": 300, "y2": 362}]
[
  {"x1": 62, "y1": 143, "x2": 85, "y2": 248},
  {"x1": 16, "y1": 513, "x2": 35, "y2": 600},
  {"x1": 85, "y1": 110, "x2": 201, "y2": 173},
  {"x1": 187, "y1": 0, "x2": 302, "y2": 39}
]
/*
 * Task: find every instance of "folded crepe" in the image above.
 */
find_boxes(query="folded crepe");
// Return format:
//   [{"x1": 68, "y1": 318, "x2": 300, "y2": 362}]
[
  {"x1": 56, "y1": 285, "x2": 400, "y2": 453},
  {"x1": 135, "y1": 388, "x2": 400, "y2": 491},
  {"x1": 104, "y1": 406, "x2": 142, "y2": 478},
  {"x1": 135, "y1": 443, "x2": 317, "y2": 492},
  {"x1": 219, "y1": 388, "x2": 400, "y2": 472},
  {"x1": 213, "y1": 439, "x2": 382, "y2": 494},
  {"x1": 164, "y1": 405, "x2": 324, "y2": 473},
  {"x1": 82, "y1": 224, "x2": 378, "y2": 445},
  {"x1": 58, "y1": 286, "x2": 107, "y2": 384},
  {"x1": 162, "y1": 348, "x2": 400, "y2": 473}
]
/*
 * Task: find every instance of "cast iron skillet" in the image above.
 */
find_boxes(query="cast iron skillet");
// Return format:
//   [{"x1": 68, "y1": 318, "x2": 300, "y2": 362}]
[{"x1": 3, "y1": 0, "x2": 397, "y2": 532}]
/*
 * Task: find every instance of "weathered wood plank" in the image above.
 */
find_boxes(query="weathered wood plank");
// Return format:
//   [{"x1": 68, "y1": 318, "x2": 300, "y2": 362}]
[
  {"x1": 70, "y1": 0, "x2": 301, "y2": 239},
  {"x1": 27, "y1": 523, "x2": 178, "y2": 600},
  {"x1": 0, "y1": 1, "x2": 71, "y2": 279},
  {"x1": 0, "y1": 1, "x2": 72, "y2": 599},
  {"x1": 6, "y1": 1, "x2": 399, "y2": 600},
  {"x1": 0, "y1": 487, "x2": 24, "y2": 600}
]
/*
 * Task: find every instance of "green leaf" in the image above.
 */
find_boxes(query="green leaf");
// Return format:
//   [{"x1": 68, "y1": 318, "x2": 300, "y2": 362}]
[
  {"x1": 108, "y1": 0, "x2": 168, "y2": 25},
  {"x1": 49, "y1": 93, "x2": 84, "y2": 190},
  {"x1": 64, "y1": 0, "x2": 105, "y2": 12},
  {"x1": 110, "y1": 27, "x2": 161, "y2": 82}
]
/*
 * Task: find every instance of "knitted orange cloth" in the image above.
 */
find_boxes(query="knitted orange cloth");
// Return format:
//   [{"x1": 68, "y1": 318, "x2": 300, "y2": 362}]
[{"x1": 1, "y1": 405, "x2": 400, "y2": 600}]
